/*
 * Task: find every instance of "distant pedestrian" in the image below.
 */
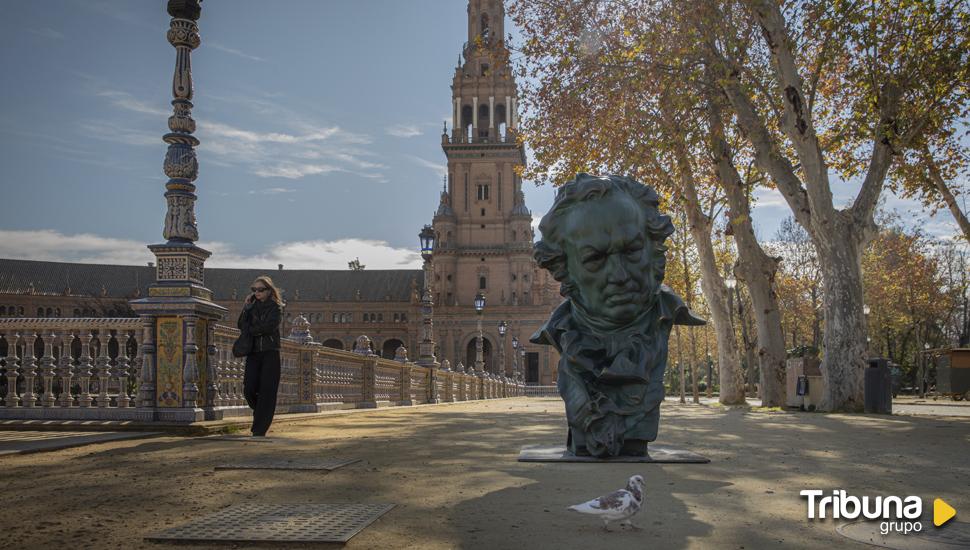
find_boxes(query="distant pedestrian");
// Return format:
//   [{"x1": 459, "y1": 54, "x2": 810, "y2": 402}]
[{"x1": 238, "y1": 275, "x2": 283, "y2": 436}]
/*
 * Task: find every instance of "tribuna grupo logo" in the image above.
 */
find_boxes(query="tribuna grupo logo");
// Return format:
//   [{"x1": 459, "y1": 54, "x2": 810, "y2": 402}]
[{"x1": 801, "y1": 490, "x2": 957, "y2": 535}]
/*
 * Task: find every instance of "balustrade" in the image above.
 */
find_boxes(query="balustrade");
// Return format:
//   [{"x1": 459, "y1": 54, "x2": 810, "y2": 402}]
[
  {"x1": 0, "y1": 319, "x2": 144, "y2": 418},
  {"x1": 1, "y1": 319, "x2": 519, "y2": 420}
]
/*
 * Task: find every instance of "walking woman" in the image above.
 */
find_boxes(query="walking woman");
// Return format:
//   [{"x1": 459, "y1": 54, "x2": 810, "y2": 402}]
[{"x1": 238, "y1": 275, "x2": 284, "y2": 436}]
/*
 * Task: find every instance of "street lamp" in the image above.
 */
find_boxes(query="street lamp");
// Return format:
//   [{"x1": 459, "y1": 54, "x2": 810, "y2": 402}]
[
  {"x1": 417, "y1": 225, "x2": 438, "y2": 368},
  {"x1": 511, "y1": 335, "x2": 519, "y2": 380},
  {"x1": 497, "y1": 320, "x2": 507, "y2": 376},
  {"x1": 474, "y1": 292, "x2": 485, "y2": 373}
]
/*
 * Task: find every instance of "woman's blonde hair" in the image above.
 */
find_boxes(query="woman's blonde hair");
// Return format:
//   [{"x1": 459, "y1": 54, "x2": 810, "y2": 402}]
[{"x1": 251, "y1": 275, "x2": 284, "y2": 306}]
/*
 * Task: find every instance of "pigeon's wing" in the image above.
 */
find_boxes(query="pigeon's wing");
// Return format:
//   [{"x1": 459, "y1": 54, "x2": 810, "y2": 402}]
[{"x1": 569, "y1": 489, "x2": 634, "y2": 517}]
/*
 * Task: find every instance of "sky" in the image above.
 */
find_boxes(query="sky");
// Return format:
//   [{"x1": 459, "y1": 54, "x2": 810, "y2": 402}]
[{"x1": 0, "y1": 0, "x2": 963, "y2": 270}]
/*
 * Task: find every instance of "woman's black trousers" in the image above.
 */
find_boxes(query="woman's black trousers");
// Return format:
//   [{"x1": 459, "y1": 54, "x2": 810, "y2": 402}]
[{"x1": 243, "y1": 349, "x2": 281, "y2": 436}]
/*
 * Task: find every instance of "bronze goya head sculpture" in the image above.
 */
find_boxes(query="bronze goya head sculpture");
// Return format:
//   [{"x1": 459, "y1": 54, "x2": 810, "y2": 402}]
[{"x1": 531, "y1": 173, "x2": 704, "y2": 457}]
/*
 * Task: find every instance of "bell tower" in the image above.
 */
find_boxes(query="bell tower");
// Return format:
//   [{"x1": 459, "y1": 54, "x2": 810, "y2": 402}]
[
  {"x1": 429, "y1": 0, "x2": 559, "y2": 380},
  {"x1": 434, "y1": 0, "x2": 534, "y2": 313}
]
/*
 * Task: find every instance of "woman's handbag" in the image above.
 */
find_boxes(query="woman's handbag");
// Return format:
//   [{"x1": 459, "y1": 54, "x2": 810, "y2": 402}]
[{"x1": 232, "y1": 332, "x2": 252, "y2": 358}]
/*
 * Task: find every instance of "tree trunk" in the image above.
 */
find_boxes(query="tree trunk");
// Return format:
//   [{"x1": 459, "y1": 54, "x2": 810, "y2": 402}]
[
  {"x1": 676, "y1": 326, "x2": 686, "y2": 403},
  {"x1": 681, "y1": 182, "x2": 746, "y2": 405},
  {"x1": 689, "y1": 326, "x2": 700, "y2": 403},
  {"x1": 714, "y1": 140, "x2": 787, "y2": 407},
  {"x1": 814, "y1": 228, "x2": 867, "y2": 411},
  {"x1": 708, "y1": 100, "x2": 789, "y2": 406},
  {"x1": 923, "y1": 148, "x2": 970, "y2": 242}
]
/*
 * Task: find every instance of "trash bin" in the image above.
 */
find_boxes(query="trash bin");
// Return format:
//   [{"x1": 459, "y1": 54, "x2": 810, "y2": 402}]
[
  {"x1": 865, "y1": 358, "x2": 892, "y2": 414},
  {"x1": 804, "y1": 375, "x2": 823, "y2": 411}
]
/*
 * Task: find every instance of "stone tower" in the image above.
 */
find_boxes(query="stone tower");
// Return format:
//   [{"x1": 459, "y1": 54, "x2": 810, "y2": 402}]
[
  {"x1": 436, "y1": 0, "x2": 534, "y2": 310},
  {"x1": 431, "y1": 0, "x2": 558, "y2": 381}
]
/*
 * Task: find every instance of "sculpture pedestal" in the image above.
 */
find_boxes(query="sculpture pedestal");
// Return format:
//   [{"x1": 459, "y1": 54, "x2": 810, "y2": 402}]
[{"x1": 517, "y1": 445, "x2": 710, "y2": 463}]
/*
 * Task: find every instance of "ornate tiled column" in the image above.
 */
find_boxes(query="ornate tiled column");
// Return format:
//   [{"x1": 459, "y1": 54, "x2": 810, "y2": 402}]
[{"x1": 129, "y1": 0, "x2": 226, "y2": 423}]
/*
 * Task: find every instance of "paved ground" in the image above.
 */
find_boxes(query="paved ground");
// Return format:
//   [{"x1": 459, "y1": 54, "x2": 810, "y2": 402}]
[
  {"x1": 666, "y1": 395, "x2": 970, "y2": 417},
  {"x1": 0, "y1": 430, "x2": 161, "y2": 456},
  {"x1": 0, "y1": 398, "x2": 967, "y2": 549}
]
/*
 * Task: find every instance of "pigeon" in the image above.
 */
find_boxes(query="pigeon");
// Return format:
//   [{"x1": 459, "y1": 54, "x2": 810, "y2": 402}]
[{"x1": 568, "y1": 474, "x2": 644, "y2": 531}]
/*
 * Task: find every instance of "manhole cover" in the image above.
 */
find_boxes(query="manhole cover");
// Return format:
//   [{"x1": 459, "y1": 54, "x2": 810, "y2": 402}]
[
  {"x1": 838, "y1": 519, "x2": 970, "y2": 549},
  {"x1": 215, "y1": 458, "x2": 360, "y2": 471},
  {"x1": 145, "y1": 503, "x2": 395, "y2": 544}
]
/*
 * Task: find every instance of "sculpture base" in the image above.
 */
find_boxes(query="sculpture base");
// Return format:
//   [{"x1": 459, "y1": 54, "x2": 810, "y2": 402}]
[{"x1": 517, "y1": 445, "x2": 710, "y2": 463}]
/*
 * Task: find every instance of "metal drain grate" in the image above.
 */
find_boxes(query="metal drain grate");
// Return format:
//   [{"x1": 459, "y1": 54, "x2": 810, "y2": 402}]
[
  {"x1": 145, "y1": 503, "x2": 395, "y2": 544},
  {"x1": 838, "y1": 519, "x2": 970, "y2": 549},
  {"x1": 215, "y1": 458, "x2": 360, "y2": 471}
]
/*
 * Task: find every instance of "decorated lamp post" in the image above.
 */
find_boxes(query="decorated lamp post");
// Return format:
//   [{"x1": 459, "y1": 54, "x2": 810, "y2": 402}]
[
  {"x1": 417, "y1": 225, "x2": 439, "y2": 368},
  {"x1": 497, "y1": 320, "x2": 507, "y2": 376},
  {"x1": 130, "y1": 0, "x2": 226, "y2": 422},
  {"x1": 511, "y1": 335, "x2": 519, "y2": 380},
  {"x1": 474, "y1": 293, "x2": 485, "y2": 374}
]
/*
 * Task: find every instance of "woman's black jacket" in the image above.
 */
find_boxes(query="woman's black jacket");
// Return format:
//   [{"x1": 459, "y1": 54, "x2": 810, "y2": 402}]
[{"x1": 237, "y1": 300, "x2": 282, "y2": 352}]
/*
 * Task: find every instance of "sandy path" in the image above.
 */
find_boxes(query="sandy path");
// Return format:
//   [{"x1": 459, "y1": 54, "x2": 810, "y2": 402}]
[{"x1": 1, "y1": 398, "x2": 967, "y2": 549}]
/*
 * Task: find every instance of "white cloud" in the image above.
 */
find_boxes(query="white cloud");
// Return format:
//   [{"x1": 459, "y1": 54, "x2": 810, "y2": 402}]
[
  {"x1": 404, "y1": 155, "x2": 447, "y2": 177},
  {"x1": 751, "y1": 187, "x2": 789, "y2": 209},
  {"x1": 253, "y1": 163, "x2": 341, "y2": 179},
  {"x1": 96, "y1": 91, "x2": 168, "y2": 117},
  {"x1": 248, "y1": 187, "x2": 297, "y2": 195},
  {"x1": 203, "y1": 121, "x2": 340, "y2": 145},
  {"x1": 27, "y1": 27, "x2": 64, "y2": 40},
  {"x1": 208, "y1": 42, "x2": 265, "y2": 62},
  {"x1": 202, "y1": 239, "x2": 422, "y2": 269},
  {"x1": 0, "y1": 230, "x2": 422, "y2": 270},
  {"x1": 95, "y1": 89, "x2": 387, "y2": 182},
  {"x1": 0, "y1": 230, "x2": 153, "y2": 265},
  {"x1": 385, "y1": 124, "x2": 422, "y2": 138},
  {"x1": 76, "y1": 121, "x2": 159, "y2": 147}
]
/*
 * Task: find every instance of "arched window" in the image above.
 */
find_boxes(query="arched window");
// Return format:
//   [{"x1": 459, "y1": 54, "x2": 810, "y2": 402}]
[
  {"x1": 54, "y1": 308, "x2": 61, "y2": 317},
  {"x1": 18, "y1": 307, "x2": 24, "y2": 316},
  {"x1": 478, "y1": 104, "x2": 490, "y2": 138},
  {"x1": 74, "y1": 308, "x2": 81, "y2": 317},
  {"x1": 37, "y1": 307, "x2": 44, "y2": 317},
  {"x1": 332, "y1": 313, "x2": 339, "y2": 323},
  {"x1": 377, "y1": 313, "x2": 383, "y2": 322},
  {"x1": 479, "y1": 276, "x2": 487, "y2": 290},
  {"x1": 0, "y1": 306, "x2": 5, "y2": 316},
  {"x1": 461, "y1": 105, "x2": 474, "y2": 139}
]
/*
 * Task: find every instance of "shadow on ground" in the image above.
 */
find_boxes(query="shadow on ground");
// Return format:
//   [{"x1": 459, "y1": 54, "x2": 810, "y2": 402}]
[{"x1": 0, "y1": 398, "x2": 967, "y2": 549}]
